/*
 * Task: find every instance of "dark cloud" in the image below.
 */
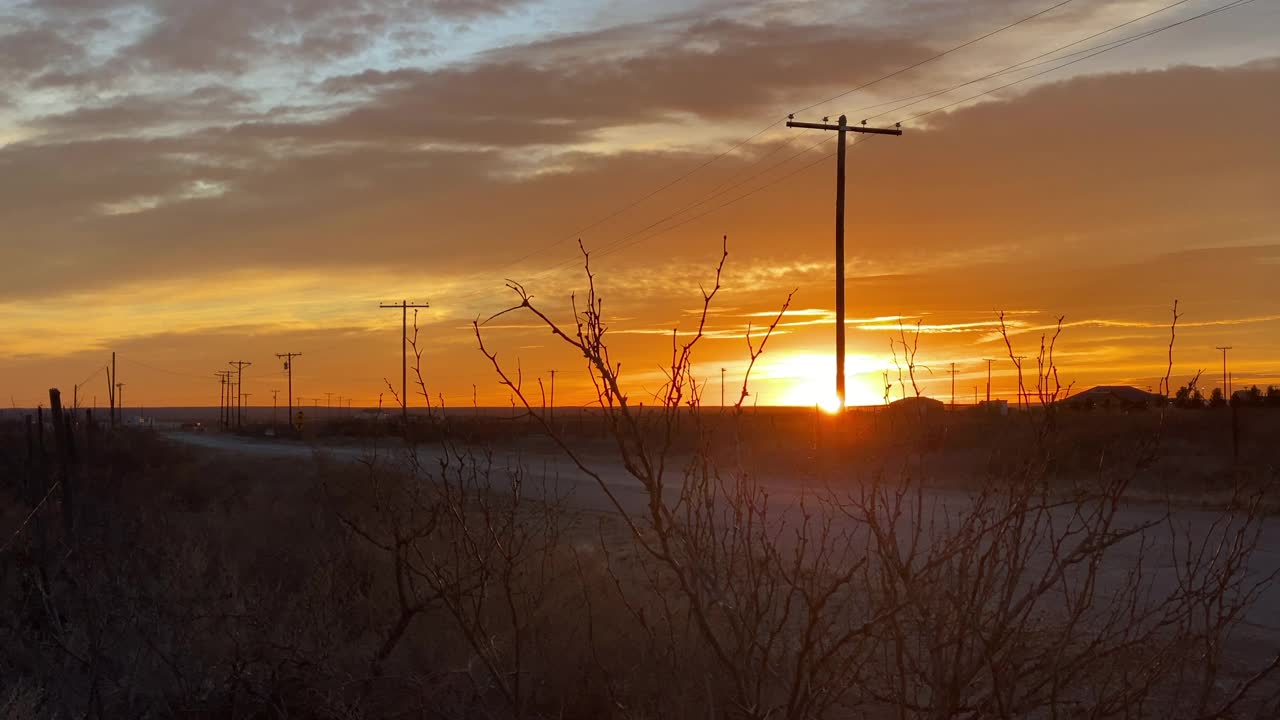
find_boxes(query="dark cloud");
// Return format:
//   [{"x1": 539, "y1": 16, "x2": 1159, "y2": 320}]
[
  {"x1": 0, "y1": 23, "x2": 87, "y2": 82},
  {"x1": 33, "y1": 85, "x2": 257, "y2": 137},
  {"x1": 271, "y1": 18, "x2": 929, "y2": 147}
]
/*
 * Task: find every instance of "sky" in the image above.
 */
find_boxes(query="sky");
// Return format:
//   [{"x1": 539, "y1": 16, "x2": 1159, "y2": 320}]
[{"x1": 2, "y1": 0, "x2": 1279, "y2": 411}]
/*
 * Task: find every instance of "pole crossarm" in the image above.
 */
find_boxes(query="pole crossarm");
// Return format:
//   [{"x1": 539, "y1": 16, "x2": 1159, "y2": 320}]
[
  {"x1": 380, "y1": 300, "x2": 431, "y2": 422},
  {"x1": 785, "y1": 120, "x2": 903, "y2": 135}
]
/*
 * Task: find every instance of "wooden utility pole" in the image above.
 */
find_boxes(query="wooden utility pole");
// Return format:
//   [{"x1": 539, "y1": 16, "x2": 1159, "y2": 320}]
[
  {"x1": 1216, "y1": 346, "x2": 1232, "y2": 401},
  {"x1": 109, "y1": 351, "x2": 117, "y2": 428},
  {"x1": 1013, "y1": 355, "x2": 1028, "y2": 409},
  {"x1": 548, "y1": 369, "x2": 557, "y2": 423},
  {"x1": 228, "y1": 361, "x2": 252, "y2": 429},
  {"x1": 379, "y1": 300, "x2": 430, "y2": 423},
  {"x1": 276, "y1": 353, "x2": 301, "y2": 429},
  {"x1": 786, "y1": 114, "x2": 902, "y2": 410},
  {"x1": 983, "y1": 359, "x2": 996, "y2": 403},
  {"x1": 950, "y1": 362, "x2": 957, "y2": 408},
  {"x1": 215, "y1": 371, "x2": 232, "y2": 429}
]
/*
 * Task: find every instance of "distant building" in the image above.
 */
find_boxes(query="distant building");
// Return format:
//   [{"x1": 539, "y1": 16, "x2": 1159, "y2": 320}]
[
  {"x1": 888, "y1": 395, "x2": 945, "y2": 421},
  {"x1": 977, "y1": 399, "x2": 1009, "y2": 416},
  {"x1": 1060, "y1": 385, "x2": 1162, "y2": 410}
]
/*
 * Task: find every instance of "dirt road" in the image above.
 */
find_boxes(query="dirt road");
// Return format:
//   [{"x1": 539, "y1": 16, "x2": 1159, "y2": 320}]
[{"x1": 165, "y1": 430, "x2": 1280, "y2": 672}]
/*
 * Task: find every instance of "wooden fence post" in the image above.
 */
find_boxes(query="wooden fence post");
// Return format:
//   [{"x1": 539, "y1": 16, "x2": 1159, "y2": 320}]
[
  {"x1": 24, "y1": 414, "x2": 35, "y2": 503},
  {"x1": 49, "y1": 388, "x2": 75, "y2": 536}
]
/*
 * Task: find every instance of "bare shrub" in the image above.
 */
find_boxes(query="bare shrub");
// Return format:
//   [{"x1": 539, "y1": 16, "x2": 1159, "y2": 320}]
[{"x1": 471, "y1": 241, "x2": 1279, "y2": 719}]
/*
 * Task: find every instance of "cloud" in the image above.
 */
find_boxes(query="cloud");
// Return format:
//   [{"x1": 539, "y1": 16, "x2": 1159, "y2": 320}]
[
  {"x1": 3, "y1": 0, "x2": 1280, "y2": 405},
  {"x1": 112, "y1": 0, "x2": 524, "y2": 74},
  {"x1": 0, "y1": 22, "x2": 87, "y2": 82},
  {"x1": 298, "y1": 18, "x2": 928, "y2": 147}
]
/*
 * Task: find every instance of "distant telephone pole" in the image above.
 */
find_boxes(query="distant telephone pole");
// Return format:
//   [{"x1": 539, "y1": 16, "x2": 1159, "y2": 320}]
[
  {"x1": 379, "y1": 300, "x2": 430, "y2": 423},
  {"x1": 983, "y1": 359, "x2": 996, "y2": 403},
  {"x1": 109, "y1": 351, "x2": 117, "y2": 428},
  {"x1": 1216, "y1": 346, "x2": 1232, "y2": 399},
  {"x1": 786, "y1": 113, "x2": 902, "y2": 410},
  {"x1": 950, "y1": 362, "x2": 957, "y2": 408},
  {"x1": 548, "y1": 369, "x2": 557, "y2": 423},
  {"x1": 1013, "y1": 355, "x2": 1028, "y2": 409},
  {"x1": 228, "y1": 360, "x2": 252, "y2": 429},
  {"x1": 276, "y1": 353, "x2": 301, "y2": 429},
  {"x1": 215, "y1": 371, "x2": 231, "y2": 428}
]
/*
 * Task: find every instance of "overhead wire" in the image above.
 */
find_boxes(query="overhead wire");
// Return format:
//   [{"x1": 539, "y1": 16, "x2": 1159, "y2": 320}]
[
  {"x1": 789, "y1": 0, "x2": 1081, "y2": 116},
  {"x1": 579, "y1": 0, "x2": 1265, "y2": 264},
  {"x1": 848, "y1": 0, "x2": 1234, "y2": 123},
  {"x1": 443, "y1": 0, "x2": 1094, "y2": 304},
  {"x1": 893, "y1": 0, "x2": 1262, "y2": 125}
]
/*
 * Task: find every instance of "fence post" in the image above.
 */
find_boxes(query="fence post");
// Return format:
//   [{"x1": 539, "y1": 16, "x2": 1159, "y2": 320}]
[
  {"x1": 24, "y1": 414, "x2": 35, "y2": 503},
  {"x1": 49, "y1": 388, "x2": 75, "y2": 537}
]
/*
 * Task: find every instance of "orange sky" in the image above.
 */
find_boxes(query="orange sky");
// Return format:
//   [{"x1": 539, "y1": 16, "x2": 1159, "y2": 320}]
[{"x1": 2, "y1": 0, "x2": 1278, "y2": 409}]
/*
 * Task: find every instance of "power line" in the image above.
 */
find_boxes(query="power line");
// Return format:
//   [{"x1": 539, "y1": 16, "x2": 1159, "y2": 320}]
[
  {"x1": 791, "y1": 0, "x2": 1081, "y2": 116},
  {"x1": 593, "y1": 136, "x2": 852, "y2": 262},
  {"x1": 118, "y1": 355, "x2": 211, "y2": 380},
  {"x1": 894, "y1": 0, "x2": 1261, "y2": 126},
  {"x1": 447, "y1": 0, "x2": 1095, "y2": 297},
  {"x1": 595, "y1": 0, "x2": 1262, "y2": 266},
  {"x1": 583, "y1": 136, "x2": 838, "y2": 264}
]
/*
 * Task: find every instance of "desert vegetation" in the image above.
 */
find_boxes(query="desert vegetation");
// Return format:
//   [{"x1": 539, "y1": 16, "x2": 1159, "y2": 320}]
[{"x1": 2, "y1": 247, "x2": 1279, "y2": 719}]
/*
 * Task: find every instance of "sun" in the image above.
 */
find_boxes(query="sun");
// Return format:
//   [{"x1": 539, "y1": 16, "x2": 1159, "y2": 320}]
[
  {"x1": 816, "y1": 392, "x2": 844, "y2": 415},
  {"x1": 766, "y1": 353, "x2": 884, "y2": 410}
]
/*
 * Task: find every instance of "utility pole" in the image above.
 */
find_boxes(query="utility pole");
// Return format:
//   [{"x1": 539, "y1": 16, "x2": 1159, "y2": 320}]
[
  {"x1": 379, "y1": 300, "x2": 431, "y2": 423},
  {"x1": 950, "y1": 362, "x2": 957, "y2": 408},
  {"x1": 1216, "y1": 346, "x2": 1232, "y2": 401},
  {"x1": 215, "y1": 371, "x2": 233, "y2": 429},
  {"x1": 228, "y1": 361, "x2": 252, "y2": 429},
  {"x1": 1013, "y1": 356, "x2": 1028, "y2": 409},
  {"x1": 109, "y1": 351, "x2": 117, "y2": 428},
  {"x1": 548, "y1": 369, "x2": 557, "y2": 423},
  {"x1": 787, "y1": 114, "x2": 902, "y2": 410},
  {"x1": 271, "y1": 389, "x2": 280, "y2": 429},
  {"x1": 325, "y1": 391, "x2": 333, "y2": 418},
  {"x1": 277, "y1": 353, "x2": 301, "y2": 430},
  {"x1": 983, "y1": 359, "x2": 996, "y2": 404}
]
